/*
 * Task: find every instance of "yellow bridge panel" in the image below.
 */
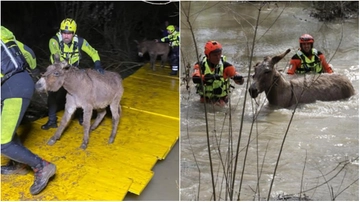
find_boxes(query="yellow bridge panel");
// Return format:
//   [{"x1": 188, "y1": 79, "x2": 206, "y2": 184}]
[{"x1": 1, "y1": 63, "x2": 179, "y2": 200}]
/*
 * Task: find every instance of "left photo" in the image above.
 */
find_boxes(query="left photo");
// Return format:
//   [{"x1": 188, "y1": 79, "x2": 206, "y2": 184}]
[{"x1": 1, "y1": 1, "x2": 179, "y2": 200}]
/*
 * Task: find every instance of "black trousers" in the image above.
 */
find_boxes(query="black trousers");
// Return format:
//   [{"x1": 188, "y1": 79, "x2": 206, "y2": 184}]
[{"x1": 170, "y1": 46, "x2": 179, "y2": 71}]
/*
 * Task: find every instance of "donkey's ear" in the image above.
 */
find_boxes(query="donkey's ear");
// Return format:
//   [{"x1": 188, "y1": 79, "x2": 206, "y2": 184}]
[
  {"x1": 271, "y1": 56, "x2": 283, "y2": 65},
  {"x1": 271, "y1": 49, "x2": 291, "y2": 65},
  {"x1": 54, "y1": 54, "x2": 61, "y2": 63}
]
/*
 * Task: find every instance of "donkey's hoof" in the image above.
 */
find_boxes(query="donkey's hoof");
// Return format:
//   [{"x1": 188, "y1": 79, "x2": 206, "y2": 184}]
[
  {"x1": 80, "y1": 143, "x2": 88, "y2": 150},
  {"x1": 108, "y1": 138, "x2": 114, "y2": 144},
  {"x1": 47, "y1": 138, "x2": 56, "y2": 146}
]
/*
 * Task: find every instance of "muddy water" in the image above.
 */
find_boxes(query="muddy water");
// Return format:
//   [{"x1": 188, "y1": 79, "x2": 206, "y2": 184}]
[{"x1": 180, "y1": 2, "x2": 358, "y2": 201}]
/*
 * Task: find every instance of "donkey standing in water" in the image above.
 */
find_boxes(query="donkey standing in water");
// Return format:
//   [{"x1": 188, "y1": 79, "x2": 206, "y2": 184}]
[
  {"x1": 135, "y1": 39, "x2": 170, "y2": 71},
  {"x1": 35, "y1": 56, "x2": 124, "y2": 149},
  {"x1": 249, "y1": 49, "x2": 355, "y2": 108}
]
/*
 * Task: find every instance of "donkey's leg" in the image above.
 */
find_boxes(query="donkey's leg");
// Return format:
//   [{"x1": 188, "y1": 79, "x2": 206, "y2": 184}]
[
  {"x1": 80, "y1": 106, "x2": 93, "y2": 149},
  {"x1": 149, "y1": 54, "x2": 156, "y2": 71},
  {"x1": 108, "y1": 101, "x2": 121, "y2": 144},
  {"x1": 90, "y1": 109, "x2": 107, "y2": 130},
  {"x1": 160, "y1": 54, "x2": 167, "y2": 68},
  {"x1": 47, "y1": 105, "x2": 76, "y2": 146}
]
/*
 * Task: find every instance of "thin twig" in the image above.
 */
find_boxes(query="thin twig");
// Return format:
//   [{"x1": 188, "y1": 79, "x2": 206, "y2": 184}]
[
  {"x1": 181, "y1": 1, "x2": 217, "y2": 199},
  {"x1": 299, "y1": 150, "x2": 308, "y2": 200},
  {"x1": 234, "y1": 2, "x2": 265, "y2": 200}
]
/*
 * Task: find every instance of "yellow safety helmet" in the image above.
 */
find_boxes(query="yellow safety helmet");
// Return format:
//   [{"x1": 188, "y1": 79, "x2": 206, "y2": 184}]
[
  {"x1": 166, "y1": 25, "x2": 175, "y2": 34},
  {"x1": 1, "y1": 26, "x2": 15, "y2": 43},
  {"x1": 60, "y1": 18, "x2": 77, "y2": 34}
]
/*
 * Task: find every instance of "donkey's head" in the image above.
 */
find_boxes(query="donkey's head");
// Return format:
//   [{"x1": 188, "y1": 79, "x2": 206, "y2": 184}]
[
  {"x1": 35, "y1": 54, "x2": 71, "y2": 93},
  {"x1": 135, "y1": 39, "x2": 148, "y2": 57},
  {"x1": 248, "y1": 49, "x2": 291, "y2": 98}
]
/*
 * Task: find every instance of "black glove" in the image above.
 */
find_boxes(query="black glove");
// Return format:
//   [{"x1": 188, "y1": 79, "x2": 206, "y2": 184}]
[
  {"x1": 192, "y1": 76, "x2": 201, "y2": 84},
  {"x1": 233, "y1": 75, "x2": 243, "y2": 82},
  {"x1": 233, "y1": 75, "x2": 244, "y2": 85},
  {"x1": 94, "y1": 61, "x2": 104, "y2": 74}
]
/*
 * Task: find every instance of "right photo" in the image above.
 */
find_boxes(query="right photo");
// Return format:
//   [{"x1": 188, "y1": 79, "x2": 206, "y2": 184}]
[{"x1": 180, "y1": 1, "x2": 359, "y2": 201}]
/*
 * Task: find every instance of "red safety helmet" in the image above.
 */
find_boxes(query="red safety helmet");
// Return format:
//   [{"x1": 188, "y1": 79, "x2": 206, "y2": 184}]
[
  {"x1": 299, "y1": 34, "x2": 314, "y2": 44},
  {"x1": 204, "y1": 40, "x2": 222, "y2": 57}
]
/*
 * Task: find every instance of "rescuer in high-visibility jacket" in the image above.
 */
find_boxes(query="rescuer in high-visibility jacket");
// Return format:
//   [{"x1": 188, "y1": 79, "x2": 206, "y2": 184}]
[
  {"x1": 287, "y1": 33, "x2": 333, "y2": 75},
  {"x1": 192, "y1": 40, "x2": 245, "y2": 107},
  {"x1": 1, "y1": 25, "x2": 56, "y2": 195},
  {"x1": 156, "y1": 25, "x2": 180, "y2": 76},
  {"x1": 41, "y1": 18, "x2": 105, "y2": 130}
]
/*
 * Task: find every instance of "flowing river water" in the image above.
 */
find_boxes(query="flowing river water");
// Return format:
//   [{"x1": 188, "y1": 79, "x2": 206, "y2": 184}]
[{"x1": 180, "y1": 2, "x2": 358, "y2": 201}]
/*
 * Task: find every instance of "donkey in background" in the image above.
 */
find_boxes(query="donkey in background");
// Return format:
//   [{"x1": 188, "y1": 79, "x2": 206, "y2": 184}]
[
  {"x1": 249, "y1": 49, "x2": 355, "y2": 108},
  {"x1": 135, "y1": 39, "x2": 170, "y2": 71},
  {"x1": 35, "y1": 56, "x2": 124, "y2": 149}
]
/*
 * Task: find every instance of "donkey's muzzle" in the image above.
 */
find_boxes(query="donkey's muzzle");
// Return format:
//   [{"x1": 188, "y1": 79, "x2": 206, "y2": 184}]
[
  {"x1": 35, "y1": 78, "x2": 47, "y2": 93},
  {"x1": 248, "y1": 86, "x2": 259, "y2": 98}
]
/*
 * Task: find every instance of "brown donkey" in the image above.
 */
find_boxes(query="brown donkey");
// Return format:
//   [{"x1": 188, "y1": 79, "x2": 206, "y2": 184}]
[
  {"x1": 35, "y1": 57, "x2": 124, "y2": 149},
  {"x1": 135, "y1": 39, "x2": 170, "y2": 71},
  {"x1": 249, "y1": 49, "x2": 355, "y2": 108}
]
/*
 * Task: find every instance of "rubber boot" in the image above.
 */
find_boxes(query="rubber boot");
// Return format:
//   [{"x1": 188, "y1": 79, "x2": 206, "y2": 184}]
[
  {"x1": 41, "y1": 119, "x2": 57, "y2": 130},
  {"x1": 41, "y1": 119, "x2": 58, "y2": 130},
  {"x1": 1, "y1": 160, "x2": 29, "y2": 175},
  {"x1": 30, "y1": 160, "x2": 56, "y2": 195}
]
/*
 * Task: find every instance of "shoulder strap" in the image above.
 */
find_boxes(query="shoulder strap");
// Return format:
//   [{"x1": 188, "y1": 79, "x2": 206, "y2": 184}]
[
  {"x1": 312, "y1": 48, "x2": 319, "y2": 63},
  {"x1": 53, "y1": 34, "x2": 64, "y2": 54},
  {"x1": 72, "y1": 35, "x2": 78, "y2": 53},
  {"x1": 76, "y1": 36, "x2": 84, "y2": 49},
  {"x1": 200, "y1": 56, "x2": 206, "y2": 73}
]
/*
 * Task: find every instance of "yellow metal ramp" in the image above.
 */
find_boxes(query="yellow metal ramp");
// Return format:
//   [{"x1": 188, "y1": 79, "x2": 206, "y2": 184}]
[{"x1": 1, "y1": 64, "x2": 179, "y2": 200}]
